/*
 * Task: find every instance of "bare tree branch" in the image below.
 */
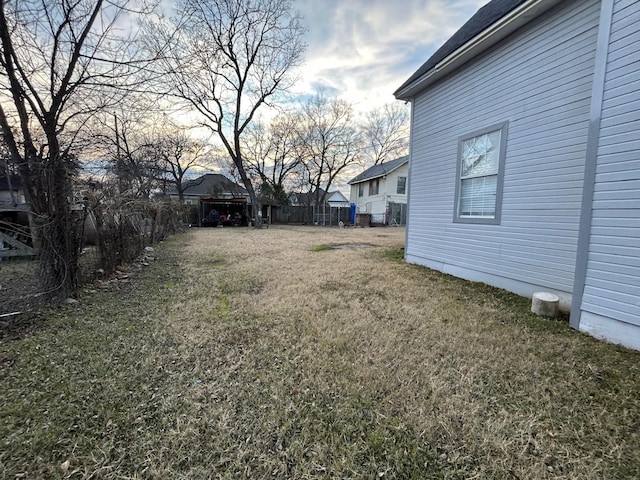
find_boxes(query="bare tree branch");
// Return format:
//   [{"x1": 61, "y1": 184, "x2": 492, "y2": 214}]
[
  {"x1": 144, "y1": 0, "x2": 305, "y2": 227},
  {"x1": 360, "y1": 102, "x2": 410, "y2": 165},
  {"x1": 0, "y1": 0, "x2": 156, "y2": 299},
  {"x1": 297, "y1": 93, "x2": 362, "y2": 207}
]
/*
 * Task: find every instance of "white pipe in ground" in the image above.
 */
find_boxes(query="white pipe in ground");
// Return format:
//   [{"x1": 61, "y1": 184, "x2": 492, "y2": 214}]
[{"x1": 531, "y1": 292, "x2": 560, "y2": 317}]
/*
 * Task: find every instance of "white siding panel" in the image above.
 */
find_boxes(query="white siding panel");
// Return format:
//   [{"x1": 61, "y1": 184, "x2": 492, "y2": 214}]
[
  {"x1": 611, "y1": 0, "x2": 637, "y2": 15},
  {"x1": 581, "y1": 296, "x2": 640, "y2": 327},
  {"x1": 579, "y1": 0, "x2": 640, "y2": 340},
  {"x1": 598, "y1": 119, "x2": 640, "y2": 138},
  {"x1": 407, "y1": 0, "x2": 600, "y2": 297},
  {"x1": 587, "y1": 259, "x2": 639, "y2": 278}
]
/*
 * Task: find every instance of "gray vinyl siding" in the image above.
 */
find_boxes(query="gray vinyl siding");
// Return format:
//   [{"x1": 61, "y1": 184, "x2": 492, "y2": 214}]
[
  {"x1": 580, "y1": 0, "x2": 640, "y2": 327},
  {"x1": 406, "y1": 0, "x2": 600, "y2": 296}
]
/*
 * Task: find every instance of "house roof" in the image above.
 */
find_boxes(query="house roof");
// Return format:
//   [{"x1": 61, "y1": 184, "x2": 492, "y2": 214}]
[
  {"x1": 326, "y1": 190, "x2": 349, "y2": 206},
  {"x1": 394, "y1": 0, "x2": 561, "y2": 99},
  {"x1": 175, "y1": 173, "x2": 248, "y2": 197},
  {"x1": 348, "y1": 156, "x2": 409, "y2": 185}
]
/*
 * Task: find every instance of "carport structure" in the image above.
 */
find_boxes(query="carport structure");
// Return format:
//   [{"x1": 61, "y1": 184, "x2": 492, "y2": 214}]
[
  {"x1": 199, "y1": 197, "x2": 249, "y2": 227},
  {"x1": 169, "y1": 173, "x2": 251, "y2": 226}
]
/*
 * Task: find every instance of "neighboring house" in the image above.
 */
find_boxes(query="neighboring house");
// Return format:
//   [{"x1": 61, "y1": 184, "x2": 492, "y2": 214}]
[
  {"x1": 348, "y1": 156, "x2": 409, "y2": 225},
  {"x1": 326, "y1": 190, "x2": 349, "y2": 209},
  {"x1": 395, "y1": 0, "x2": 640, "y2": 349},
  {"x1": 169, "y1": 173, "x2": 250, "y2": 225},
  {"x1": 326, "y1": 190, "x2": 351, "y2": 226},
  {"x1": 280, "y1": 189, "x2": 350, "y2": 225}
]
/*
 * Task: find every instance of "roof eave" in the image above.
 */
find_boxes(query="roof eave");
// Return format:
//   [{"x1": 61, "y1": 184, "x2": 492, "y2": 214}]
[
  {"x1": 348, "y1": 158, "x2": 409, "y2": 184},
  {"x1": 348, "y1": 175, "x2": 377, "y2": 185},
  {"x1": 394, "y1": 0, "x2": 563, "y2": 101}
]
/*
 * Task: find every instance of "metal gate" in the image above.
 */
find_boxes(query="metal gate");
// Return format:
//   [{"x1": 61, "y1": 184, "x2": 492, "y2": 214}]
[{"x1": 387, "y1": 202, "x2": 407, "y2": 225}]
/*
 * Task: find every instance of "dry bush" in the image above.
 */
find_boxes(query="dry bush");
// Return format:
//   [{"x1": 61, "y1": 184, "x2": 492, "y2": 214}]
[{"x1": 89, "y1": 196, "x2": 183, "y2": 275}]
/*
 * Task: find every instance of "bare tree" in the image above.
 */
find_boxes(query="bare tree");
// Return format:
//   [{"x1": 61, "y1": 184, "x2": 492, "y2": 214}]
[
  {"x1": 361, "y1": 102, "x2": 410, "y2": 165},
  {"x1": 149, "y1": 124, "x2": 210, "y2": 201},
  {"x1": 298, "y1": 94, "x2": 362, "y2": 209},
  {"x1": 144, "y1": 0, "x2": 306, "y2": 227},
  {"x1": 92, "y1": 109, "x2": 161, "y2": 198},
  {"x1": 0, "y1": 0, "x2": 151, "y2": 299},
  {"x1": 244, "y1": 111, "x2": 303, "y2": 205}
]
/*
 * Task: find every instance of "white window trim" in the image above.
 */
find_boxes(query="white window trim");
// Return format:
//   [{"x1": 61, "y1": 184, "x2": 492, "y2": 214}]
[
  {"x1": 369, "y1": 178, "x2": 380, "y2": 196},
  {"x1": 397, "y1": 176, "x2": 407, "y2": 195},
  {"x1": 453, "y1": 121, "x2": 508, "y2": 225}
]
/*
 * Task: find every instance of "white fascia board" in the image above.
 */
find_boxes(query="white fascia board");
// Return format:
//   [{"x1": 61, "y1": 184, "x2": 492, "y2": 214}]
[{"x1": 395, "y1": 0, "x2": 563, "y2": 99}]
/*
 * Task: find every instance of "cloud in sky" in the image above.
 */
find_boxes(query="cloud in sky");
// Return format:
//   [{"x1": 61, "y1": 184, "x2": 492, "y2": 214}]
[{"x1": 292, "y1": 0, "x2": 488, "y2": 111}]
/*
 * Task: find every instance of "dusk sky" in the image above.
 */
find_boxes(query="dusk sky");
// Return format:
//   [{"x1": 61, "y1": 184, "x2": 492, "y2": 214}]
[{"x1": 292, "y1": 0, "x2": 488, "y2": 111}]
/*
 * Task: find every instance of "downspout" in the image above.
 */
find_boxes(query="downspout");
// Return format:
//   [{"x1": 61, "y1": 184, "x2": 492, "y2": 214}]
[{"x1": 569, "y1": 0, "x2": 615, "y2": 329}]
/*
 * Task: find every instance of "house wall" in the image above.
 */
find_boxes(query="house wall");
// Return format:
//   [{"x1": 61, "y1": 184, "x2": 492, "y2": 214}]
[
  {"x1": 406, "y1": 0, "x2": 601, "y2": 308},
  {"x1": 385, "y1": 164, "x2": 409, "y2": 207},
  {"x1": 577, "y1": 0, "x2": 640, "y2": 349},
  {"x1": 350, "y1": 164, "x2": 409, "y2": 224}
]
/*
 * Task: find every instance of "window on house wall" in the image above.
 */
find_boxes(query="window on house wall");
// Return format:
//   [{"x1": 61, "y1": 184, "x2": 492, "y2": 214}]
[
  {"x1": 397, "y1": 176, "x2": 406, "y2": 195},
  {"x1": 358, "y1": 183, "x2": 364, "y2": 197},
  {"x1": 454, "y1": 122, "x2": 507, "y2": 224},
  {"x1": 369, "y1": 178, "x2": 379, "y2": 196}
]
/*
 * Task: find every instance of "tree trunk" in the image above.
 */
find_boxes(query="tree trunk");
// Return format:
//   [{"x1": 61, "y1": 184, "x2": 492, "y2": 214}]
[
  {"x1": 252, "y1": 194, "x2": 263, "y2": 229},
  {"x1": 33, "y1": 176, "x2": 80, "y2": 299},
  {"x1": 232, "y1": 154, "x2": 263, "y2": 229},
  {"x1": 30, "y1": 134, "x2": 81, "y2": 300}
]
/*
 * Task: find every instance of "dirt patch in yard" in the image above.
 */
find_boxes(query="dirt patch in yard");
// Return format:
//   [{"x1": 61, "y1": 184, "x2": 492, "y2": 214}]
[{"x1": 313, "y1": 242, "x2": 374, "y2": 251}]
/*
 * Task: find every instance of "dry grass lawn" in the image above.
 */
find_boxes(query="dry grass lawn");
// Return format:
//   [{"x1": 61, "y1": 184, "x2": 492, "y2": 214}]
[{"x1": 1, "y1": 225, "x2": 639, "y2": 479}]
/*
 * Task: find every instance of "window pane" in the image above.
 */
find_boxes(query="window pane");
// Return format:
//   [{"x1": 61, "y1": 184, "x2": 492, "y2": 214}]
[
  {"x1": 461, "y1": 130, "x2": 501, "y2": 178},
  {"x1": 397, "y1": 176, "x2": 406, "y2": 194},
  {"x1": 459, "y1": 175, "x2": 497, "y2": 217},
  {"x1": 370, "y1": 179, "x2": 379, "y2": 196}
]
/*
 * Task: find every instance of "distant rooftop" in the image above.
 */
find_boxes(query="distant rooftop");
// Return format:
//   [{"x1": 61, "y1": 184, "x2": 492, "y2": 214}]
[
  {"x1": 348, "y1": 156, "x2": 409, "y2": 185},
  {"x1": 173, "y1": 173, "x2": 248, "y2": 197}
]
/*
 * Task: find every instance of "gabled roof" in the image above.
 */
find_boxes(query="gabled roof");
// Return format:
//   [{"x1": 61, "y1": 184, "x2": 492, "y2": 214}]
[
  {"x1": 326, "y1": 190, "x2": 349, "y2": 206},
  {"x1": 175, "y1": 173, "x2": 248, "y2": 197},
  {"x1": 394, "y1": 0, "x2": 562, "y2": 99},
  {"x1": 348, "y1": 156, "x2": 409, "y2": 185}
]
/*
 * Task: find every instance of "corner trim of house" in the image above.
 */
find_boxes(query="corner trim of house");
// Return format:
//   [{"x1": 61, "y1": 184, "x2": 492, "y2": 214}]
[
  {"x1": 570, "y1": 0, "x2": 615, "y2": 330},
  {"x1": 404, "y1": 101, "x2": 415, "y2": 257}
]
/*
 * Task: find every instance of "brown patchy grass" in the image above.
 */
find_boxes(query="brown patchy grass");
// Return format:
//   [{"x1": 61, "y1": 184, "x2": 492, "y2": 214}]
[{"x1": 1, "y1": 225, "x2": 639, "y2": 479}]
